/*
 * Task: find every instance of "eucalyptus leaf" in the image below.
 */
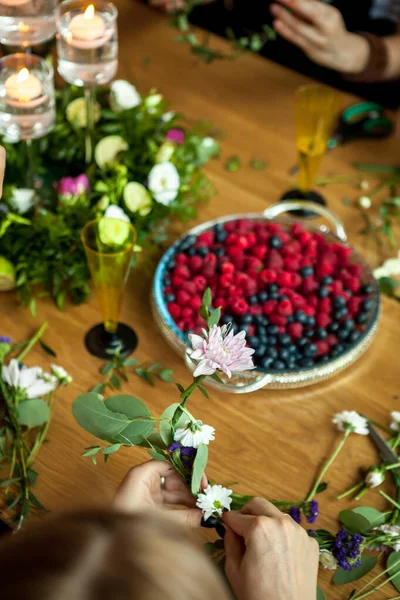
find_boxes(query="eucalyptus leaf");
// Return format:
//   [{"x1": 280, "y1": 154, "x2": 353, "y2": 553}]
[
  {"x1": 352, "y1": 507, "x2": 387, "y2": 527},
  {"x1": 148, "y1": 450, "x2": 167, "y2": 461},
  {"x1": 316, "y1": 586, "x2": 326, "y2": 600},
  {"x1": 158, "y1": 368, "x2": 174, "y2": 383},
  {"x1": 102, "y1": 443, "x2": 122, "y2": 455},
  {"x1": 191, "y1": 444, "x2": 208, "y2": 495},
  {"x1": 388, "y1": 550, "x2": 400, "y2": 592},
  {"x1": 17, "y1": 398, "x2": 50, "y2": 429},
  {"x1": 110, "y1": 374, "x2": 121, "y2": 389},
  {"x1": 72, "y1": 393, "x2": 130, "y2": 440},
  {"x1": 202, "y1": 288, "x2": 212, "y2": 308},
  {"x1": 104, "y1": 395, "x2": 151, "y2": 419},
  {"x1": 198, "y1": 385, "x2": 209, "y2": 399},
  {"x1": 316, "y1": 482, "x2": 328, "y2": 494},
  {"x1": 208, "y1": 307, "x2": 221, "y2": 328},
  {"x1": 29, "y1": 491, "x2": 47, "y2": 511},
  {"x1": 338, "y1": 509, "x2": 372, "y2": 533},
  {"x1": 159, "y1": 403, "x2": 188, "y2": 446},
  {"x1": 39, "y1": 340, "x2": 57, "y2": 357},
  {"x1": 90, "y1": 383, "x2": 105, "y2": 394},
  {"x1": 333, "y1": 556, "x2": 377, "y2": 585},
  {"x1": 104, "y1": 395, "x2": 154, "y2": 445}
]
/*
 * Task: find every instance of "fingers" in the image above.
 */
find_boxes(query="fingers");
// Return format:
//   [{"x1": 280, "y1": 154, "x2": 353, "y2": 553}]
[
  {"x1": 163, "y1": 489, "x2": 197, "y2": 507},
  {"x1": 0, "y1": 146, "x2": 5, "y2": 199},
  {"x1": 224, "y1": 526, "x2": 245, "y2": 569},
  {"x1": 271, "y1": 4, "x2": 326, "y2": 49},
  {"x1": 240, "y1": 497, "x2": 284, "y2": 518},
  {"x1": 272, "y1": 0, "x2": 328, "y2": 26},
  {"x1": 164, "y1": 507, "x2": 203, "y2": 528},
  {"x1": 223, "y1": 498, "x2": 283, "y2": 537}
]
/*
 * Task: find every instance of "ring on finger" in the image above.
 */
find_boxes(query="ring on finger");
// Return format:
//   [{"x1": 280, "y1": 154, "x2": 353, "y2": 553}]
[{"x1": 160, "y1": 476, "x2": 166, "y2": 490}]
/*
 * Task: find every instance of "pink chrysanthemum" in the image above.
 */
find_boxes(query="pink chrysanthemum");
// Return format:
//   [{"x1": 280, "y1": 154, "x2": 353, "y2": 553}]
[
  {"x1": 188, "y1": 325, "x2": 255, "y2": 378},
  {"x1": 57, "y1": 174, "x2": 90, "y2": 197},
  {"x1": 165, "y1": 128, "x2": 184, "y2": 145}
]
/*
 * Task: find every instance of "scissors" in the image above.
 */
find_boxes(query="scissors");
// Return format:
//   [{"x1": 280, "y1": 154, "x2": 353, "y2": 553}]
[
  {"x1": 368, "y1": 422, "x2": 400, "y2": 476},
  {"x1": 328, "y1": 101, "x2": 394, "y2": 150}
]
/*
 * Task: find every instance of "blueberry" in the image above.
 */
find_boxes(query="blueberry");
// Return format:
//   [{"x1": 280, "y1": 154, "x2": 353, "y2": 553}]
[
  {"x1": 165, "y1": 293, "x2": 176, "y2": 303},
  {"x1": 214, "y1": 223, "x2": 224, "y2": 232},
  {"x1": 278, "y1": 333, "x2": 291, "y2": 346},
  {"x1": 362, "y1": 299, "x2": 373, "y2": 311},
  {"x1": 241, "y1": 314, "x2": 253, "y2": 324},
  {"x1": 270, "y1": 292, "x2": 280, "y2": 300},
  {"x1": 257, "y1": 326, "x2": 267, "y2": 338},
  {"x1": 343, "y1": 318, "x2": 355, "y2": 330},
  {"x1": 299, "y1": 266, "x2": 313, "y2": 277},
  {"x1": 254, "y1": 314, "x2": 264, "y2": 325},
  {"x1": 287, "y1": 344, "x2": 298, "y2": 355},
  {"x1": 163, "y1": 275, "x2": 171, "y2": 286},
  {"x1": 328, "y1": 322, "x2": 339, "y2": 333},
  {"x1": 306, "y1": 316, "x2": 316, "y2": 327},
  {"x1": 279, "y1": 348, "x2": 290, "y2": 361},
  {"x1": 297, "y1": 338, "x2": 308, "y2": 348},
  {"x1": 247, "y1": 335, "x2": 259, "y2": 348},
  {"x1": 215, "y1": 231, "x2": 228, "y2": 243},
  {"x1": 349, "y1": 330, "x2": 361, "y2": 343},
  {"x1": 294, "y1": 311, "x2": 307, "y2": 324},
  {"x1": 318, "y1": 355, "x2": 330, "y2": 364},
  {"x1": 267, "y1": 335, "x2": 278, "y2": 346},
  {"x1": 214, "y1": 248, "x2": 224, "y2": 258},
  {"x1": 254, "y1": 344, "x2": 267, "y2": 358},
  {"x1": 197, "y1": 246, "x2": 209, "y2": 257},
  {"x1": 304, "y1": 344, "x2": 317, "y2": 357},
  {"x1": 261, "y1": 357, "x2": 274, "y2": 370},
  {"x1": 356, "y1": 311, "x2": 368, "y2": 325},
  {"x1": 259, "y1": 335, "x2": 268, "y2": 345},
  {"x1": 333, "y1": 308, "x2": 348, "y2": 321},
  {"x1": 287, "y1": 315, "x2": 295, "y2": 324},
  {"x1": 300, "y1": 358, "x2": 315, "y2": 368},
  {"x1": 267, "y1": 283, "x2": 279, "y2": 294},
  {"x1": 222, "y1": 314, "x2": 234, "y2": 325},
  {"x1": 321, "y1": 276, "x2": 333, "y2": 285},
  {"x1": 287, "y1": 360, "x2": 298, "y2": 370},
  {"x1": 272, "y1": 360, "x2": 286, "y2": 370},
  {"x1": 167, "y1": 259, "x2": 176, "y2": 271},
  {"x1": 318, "y1": 287, "x2": 329, "y2": 298},
  {"x1": 265, "y1": 347, "x2": 278, "y2": 359},
  {"x1": 333, "y1": 295, "x2": 346, "y2": 308},
  {"x1": 267, "y1": 325, "x2": 279, "y2": 335},
  {"x1": 269, "y1": 236, "x2": 282, "y2": 249},
  {"x1": 186, "y1": 234, "x2": 197, "y2": 246},
  {"x1": 241, "y1": 325, "x2": 252, "y2": 335},
  {"x1": 258, "y1": 291, "x2": 269, "y2": 303},
  {"x1": 304, "y1": 329, "x2": 315, "y2": 338},
  {"x1": 331, "y1": 344, "x2": 345, "y2": 357},
  {"x1": 360, "y1": 283, "x2": 374, "y2": 295},
  {"x1": 337, "y1": 330, "x2": 349, "y2": 341},
  {"x1": 279, "y1": 295, "x2": 289, "y2": 302},
  {"x1": 249, "y1": 295, "x2": 258, "y2": 306},
  {"x1": 187, "y1": 247, "x2": 196, "y2": 257},
  {"x1": 316, "y1": 328, "x2": 328, "y2": 340}
]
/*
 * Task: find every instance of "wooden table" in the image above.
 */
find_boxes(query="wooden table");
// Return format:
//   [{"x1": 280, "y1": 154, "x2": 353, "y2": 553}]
[{"x1": 1, "y1": 3, "x2": 400, "y2": 597}]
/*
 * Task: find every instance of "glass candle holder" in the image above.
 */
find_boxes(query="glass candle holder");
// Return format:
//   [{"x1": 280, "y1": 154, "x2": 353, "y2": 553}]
[
  {"x1": 0, "y1": 53, "x2": 55, "y2": 141},
  {"x1": 55, "y1": 0, "x2": 118, "y2": 87},
  {"x1": 0, "y1": 0, "x2": 58, "y2": 47},
  {"x1": 81, "y1": 217, "x2": 138, "y2": 358}
]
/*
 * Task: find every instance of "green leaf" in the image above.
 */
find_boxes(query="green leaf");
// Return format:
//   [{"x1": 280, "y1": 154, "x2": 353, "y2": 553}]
[
  {"x1": 333, "y1": 556, "x2": 378, "y2": 585},
  {"x1": 7, "y1": 492, "x2": 22, "y2": 511},
  {"x1": 104, "y1": 395, "x2": 154, "y2": 445},
  {"x1": 90, "y1": 383, "x2": 105, "y2": 394},
  {"x1": 316, "y1": 482, "x2": 328, "y2": 494},
  {"x1": 102, "y1": 443, "x2": 122, "y2": 455},
  {"x1": 198, "y1": 385, "x2": 209, "y2": 399},
  {"x1": 123, "y1": 359, "x2": 139, "y2": 367},
  {"x1": 0, "y1": 477, "x2": 21, "y2": 487},
  {"x1": 208, "y1": 307, "x2": 221, "y2": 328},
  {"x1": 29, "y1": 298, "x2": 36, "y2": 317},
  {"x1": 100, "y1": 363, "x2": 113, "y2": 376},
  {"x1": 29, "y1": 491, "x2": 47, "y2": 511},
  {"x1": 17, "y1": 399, "x2": 50, "y2": 429},
  {"x1": 148, "y1": 450, "x2": 167, "y2": 461},
  {"x1": 338, "y1": 509, "x2": 372, "y2": 533},
  {"x1": 39, "y1": 340, "x2": 57, "y2": 357},
  {"x1": 352, "y1": 507, "x2": 387, "y2": 527},
  {"x1": 250, "y1": 159, "x2": 268, "y2": 170},
  {"x1": 224, "y1": 156, "x2": 241, "y2": 172},
  {"x1": 158, "y1": 368, "x2": 174, "y2": 383},
  {"x1": 210, "y1": 372, "x2": 224, "y2": 384},
  {"x1": 159, "y1": 403, "x2": 188, "y2": 446},
  {"x1": 202, "y1": 288, "x2": 212, "y2": 309},
  {"x1": 175, "y1": 383, "x2": 185, "y2": 394},
  {"x1": 21, "y1": 497, "x2": 30, "y2": 517},
  {"x1": 27, "y1": 469, "x2": 38, "y2": 487},
  {"x1": 110, "y1": 374, "x2": 121, "y2": 389},
  {"x1": 72, "y1": 393, "x2": 130, "y2": 441},
  {"x1": 316, "y1": 587, "x2": 326, "y2": 600},
  {"x1": 82, "y1": 447, "x2": 101, "y2": 457},
  {"x1": 104, "y1": 395, "x2": 151, "y2": 419},
  {"x1": 191, "y1": 444, "x2": 208, "y2": 495},
  {"x1": 388, "y1": 550, "x2": 400, "y2": 592}
]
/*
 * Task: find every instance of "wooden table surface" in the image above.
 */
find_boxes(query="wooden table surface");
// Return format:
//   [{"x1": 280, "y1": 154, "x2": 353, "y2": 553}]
[{"x1": 1, "y1": 3, "x2": 400, "y2": 598}]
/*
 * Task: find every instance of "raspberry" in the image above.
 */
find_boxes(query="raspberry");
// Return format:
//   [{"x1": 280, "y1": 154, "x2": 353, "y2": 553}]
[
  {"x1": 245, "y1": 257, "x2": 263, "y2": 271},
  {"x1": 227, "y1": 285, "x2": 241, "y2": 298},
  {"x1": 182, "y1": 307, "x2": 193, "y2": 318},
  {"x1": 168, "y1": 303, "x2": 181, "y2": 320},
  {"x1": 236, "y1": 272, "x2": 250, "y2": 289},
  {"x1": 260, "y1": 269, "x2": 277, "y2": 284},
  {"x1": 174, "y1": 265, "x2": 190, "y2": 279},
  {"x1": 302, "y1": 277, "x2": 318, "y2": 295},
  {"x1": 343, "y1": 277, "x2": 360, "y2": 293},
  {"x1": 288, "y1": 322, "x2": 303, "y2": 339},
  {"x1": 189, "y1": 256, "x2": 203, "y2": 273},
  {"x1": 246, "y1": 233, "x2": 257, "y2": 247},
  {"x1": 227, "y1": 246, "x2": 244, "y2": 262},
  {"x1": 291, "y1": 273, "x2": 302, "y2": 288},
  {"x1": 291, "y1": 223, "x2": 306, "y2": 236},
  {"x1": 181, "y1": 318, "x2": 194, "y2": 331},
  {"x1": 171, "y1": 275, "x2": 185, "y2": 288},
  {"x1": 277, "y1": 299, "x2": 293, "y2": 316},
  {"x1": 202, "y1": 255, "x2": 217, "y2": 277},
  {"x1": 316, "y1": 261, "x2": 334, "y2": 279},
  {"x1": 237, "y1": 235, "x2": 250, "y2": 250},
  {"x1": 182, "y1": 281, "x2": 197, "y2": 295},
  {"x1": 280, "y1": 232, "x2": 290, "y2": 244},
  {"x1": 331, "y1": 280, "x2": 343, "y2": 295},
  {"x1": 226, "y1": 233, "x2": 238, "y2": 246},
  {"x1": 269, "y1": 313, "x2": 287, "y2": 327},
  {"x1": 176, "y1": 319, "x2": 186, "y2": 331},
  {"x1": 221, "y1": 262, "x2": 235, "y2": 275},
  {"x1": 263, "y1": 300, "x2": 277, "y2": 315},
  {"x1": 326, "y1": 334, "x2": 338, "y2": 347},
  {"x1": 216, "y1": 287, "x2": 228, "y2": 298},
  {"x1": 190, "y1": 296, "x2": 202, "y2": 312},
  {"x1": 265, "y1": 249, "x2": 284, "y2": 271},
  {"x1": 224, "y1": 221, "x2": 236, "y2": 233},
  {"x1": 214, "y1": 297, "x2": 226, "y2": 311},
  {"x1": 193, "y1": 275, "x2": 207, "y2": 292},
  {"x1": 284, "y1": 256, "x2": 301, "y2": 271},
  {"x1": 348, "y1": 263, "x2": 363, "y2": 278},
  {"x1": 308, "y1": 295, "x2": 319, "y2": 309},
  {"x1": 249, "y1": 305, "x2": 263, "y2": 315},
  {"x1": 335, "y1": 245, "x2": 352, "y2": 264},
  {"x1": 282, "y1": 240, "x2": 301, "y2": 256},
  {"x1": 197, "y1": 231, "x2": 214, "y2": 246},
  {"x1": 244, "y1": 278, "x2": 258, "y2": 296},
  {"x1": 176, "y1": 290, "x2": 191, "y2": 306},
  {"x1": 175, "y1": 253, "x2": 188, "y2": 265},
  {"x1": 291, "y1": 293, "x2": 307, "y2": 309},
  {"x1": 319, "y1": 297, "x2": 332, "y2": 314},
  {"x1": 298, "y1": 231, "x2": 313, "y2": 245},
  {"x1": 348, "y1": 296, "x2": 362, "y2": 315},
  {"x1": 316, "y1": 313, "x2": 331, "y2": 329},
  {"x1": 315, "y1": 341, "x2": 329, "y2": 357},
  {"x1": 251, "y1": 245, "x2": 267, "y2": 260},
  {"x1": 163, "y1": 286, "x2": 173, "y2": 294},
  {"x1": 277, "y1": 271, "x2": 294, "y2": 288},
  {"x1": 304, "y1": 306, "x2": 316, "y2": 317},
  {"x1": 232, "y1": 298, "x2": 248, "y2": 315},
  {"x1": 267, "y1": 223, "x2": 283, "y2": 235}
]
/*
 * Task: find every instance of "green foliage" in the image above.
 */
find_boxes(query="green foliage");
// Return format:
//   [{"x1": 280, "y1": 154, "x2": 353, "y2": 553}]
[
  {"x1": 250, "y1": 159, "x2": 268, "y2": 170},
  {"x1": 388, "y1": 551, "x2": 400, "y2": 592},
  {"x1": 191, "y1": 444, "x2": 208, "y2": 495},
  {"x1": 224, "y1": 156, "x2": 241, "y2": 172},
  {"x1": 159, "y1": 403, "x2": 187, "y2": 447},
  {"x1": 338, "y1": 509, "x2": 372, "y2": 533},
  {"x1": 333, "y1": 556, "x2": 378, "y2": 585},
  {"x1": 379, "y1": 277, "x2": 400, "y2": 303},
  {"x1": 17, "y1": 399, "x2": 50, "y2": 429},
  {"x1": 316, "y1": 587, "x2": 326, "y2": 600},
  {"x1": 352, "y1": 507, "x2": 387, "y2": 527}
]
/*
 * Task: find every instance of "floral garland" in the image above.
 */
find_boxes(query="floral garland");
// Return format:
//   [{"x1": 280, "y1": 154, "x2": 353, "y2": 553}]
[
  {"x1": 73, "y1": 290, "x2": 400, "y2": 599},
  {"x1": 0, "y1": 325, "x2": 71, "y2": 527},
  {"x1": 0, "y1": 81, "x2": 219, "y2": 311}
]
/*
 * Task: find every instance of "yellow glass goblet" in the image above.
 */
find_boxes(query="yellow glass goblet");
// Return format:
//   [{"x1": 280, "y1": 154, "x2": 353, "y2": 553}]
[
  {"x1": 281, "y1": 84, "x2": 339, "y2": 216},
  {"x1": 81, "y1": 217, "x2": 138, "y2": 358}
]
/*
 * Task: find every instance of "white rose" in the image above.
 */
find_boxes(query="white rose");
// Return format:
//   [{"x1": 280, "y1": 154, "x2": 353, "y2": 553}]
[
  {"x1": 374, "y1": 252, "x2": 400, "y2": 279},
  {"x1": 319, "y1": 550, "x2": 338, "y2": 570},
  {"x1": 148, "y1": 162, "x2": 180, "y2": 206},
  {"x1": 104, "y1": 205, "x2": 130, "y2": 222},
  {"x1": 365, "y1": 469, "x2": 385, "y2": 488},
  {"x1": 390, "y1": 411, "x2": 400, "y2": 432},
  {"x1": 155, "y1": 141, "x2": 175, "y2": 163},
  {"x1": 359, "y1": 196, "x2": 371, "y2": 210},
  {"x1": 10, "y1": 188, "x2": 35, "y2": 214},
  {"x1": 110, "y1": 80, "x2": 141, "y2": 112}
]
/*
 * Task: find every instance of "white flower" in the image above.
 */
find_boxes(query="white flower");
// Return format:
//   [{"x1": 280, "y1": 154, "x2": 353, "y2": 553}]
[
  {"x1": 174, "y1": 420, "x2": 215, "y2": 449},
  {"x1": 196, "y1": 484, "x2": 232, "y2": 521},
  {"x1": 365, "y1": 469, "x2": 385, "y2": 488},
  {"x1": 332, "y1": 411, "x2": 369, "y2": 435},
  {"x1": 319, "y1": 550, "x2": 338, "y2": 570},
  {"x1": 10, "y1": 188, "x2": 35, "y2": 214},
  {"x1": 110, "y1": 80, "x2": 141, "y2": 112},
  {"x1": 148, "y1": 161, "x2": 180, "y2": 205},
  {"x1": 374, "y1": 252, "x2": 400, "y2": 280},
  {"x1": 161, "y1": 111, "x2": 175, "y2": 123},
  {"x1": 2, "y1": 359, "x2": 58, "y2": 398},
  {"x1": 360, "y1": 180, "x2": 370, "y2": 191},
  {"x1": 66, "y1": 97, "x2": 101, "y2": 128},
  {"x1": 145, "y1": 93, "x2": 163, "y2": 112},
  {"x1": 51, "y1": 364, "x2": 72, "y2": 384},
  {"x1": 374, "y1": 525, "x2": 400, "y2": 551},
  {"x1": 359, "y1": 196, "x2": 371, "y2": 210},
  {"x1": 155, "y1": 141, "x2": 175, "y2": 163},
  {"x1": 104, "y1": 205, "x2": 130, "y2": 223},
  {"x1": 390, "y1": 411, "x2": 400, "y2": 432}
]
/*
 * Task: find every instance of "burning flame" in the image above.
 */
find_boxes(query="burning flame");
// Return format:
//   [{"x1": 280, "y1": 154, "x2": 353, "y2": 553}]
[
  {"x1": 18, "y1": 21, "x2": 30, "y2": 32},
  {"x1": 16, "y1": 68, "x2": 30, "y2": 83},
  {"x1": 84, "y1": 4, "x2": 95, "y2": 19}
]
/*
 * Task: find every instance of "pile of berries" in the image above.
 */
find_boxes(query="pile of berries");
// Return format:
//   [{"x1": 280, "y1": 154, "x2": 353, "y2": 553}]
[{"x1": 161, "y1": 218, "x2": 376, "y2": 372}]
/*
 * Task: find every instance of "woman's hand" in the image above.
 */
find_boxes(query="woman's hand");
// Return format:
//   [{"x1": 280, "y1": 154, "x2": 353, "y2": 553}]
[
  {"x1": 270, "y1": 0, "x2": 370, "y2": 75},
  {"x1": 0, "y1": 146, "x2": 5, "y2": 198},
  {"x1": 113, "y1": 460, "x2": 206, "y2": 528},
  {"x1": 223, "y1": 497, "x2": 319, "y2": 600}
]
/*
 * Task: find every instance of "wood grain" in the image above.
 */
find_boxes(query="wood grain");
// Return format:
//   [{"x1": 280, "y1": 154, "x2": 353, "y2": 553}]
[{"x1": 1, "y1": 3, "x2": 399, "y2": 597}]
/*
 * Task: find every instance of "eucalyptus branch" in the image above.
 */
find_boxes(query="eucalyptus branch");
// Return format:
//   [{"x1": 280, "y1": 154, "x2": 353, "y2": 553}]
[{"x1": 17, "y1": 322, "x2": 48, "y2": 362}]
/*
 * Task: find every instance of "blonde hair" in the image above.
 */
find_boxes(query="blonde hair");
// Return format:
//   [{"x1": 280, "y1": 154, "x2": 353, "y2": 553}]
[{"x1": 0, "y1": 510, "x2": 231, "y2": 600}]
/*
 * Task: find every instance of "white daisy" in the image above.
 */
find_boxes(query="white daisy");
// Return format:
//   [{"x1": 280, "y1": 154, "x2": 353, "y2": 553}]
[
  {"x1": 51, "y1": 364, "x2": 72, "y2": 384},
  {"x1": 110, "y1": 80, "x2": 141, "y2": 112},
  {"x1": 196, "y1": 484, "x2": 232, "y2": 521},
  {"x1": 332, "y1": 411, "x2": 369, "y2": 435},
  {"x1": 319, "y1": 550, "x2": 338, "y2": 570},
  {"x1": 390, "y1": 411, "x2": 400, "y2": 432},
  {"x1": 2, "y1": 359, "x2": 58, "y2": 398},
  {"x1": 148, "y1": 161, "x2": 180, "y2": 205},
  {"x1": 174, "y1": 420, "x2": 215, "y2": 449}
]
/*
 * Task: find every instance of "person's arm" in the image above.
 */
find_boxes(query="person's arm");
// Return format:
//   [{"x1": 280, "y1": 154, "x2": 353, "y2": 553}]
[
  {"x1": 270, "y1": 0, "x2": 400, "y2": 81},
  {"x1": 223, "y1": 497, "x2": 319, "y2": 600}
]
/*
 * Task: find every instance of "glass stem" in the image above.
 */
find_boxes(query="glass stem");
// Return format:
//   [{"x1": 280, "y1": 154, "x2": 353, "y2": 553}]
[
  {"x1": 85, "y1": 86, "x2": 96, "y2": 164},
  {"x1": 25, "y1": 139, "x2": 35, "y2": 189}
]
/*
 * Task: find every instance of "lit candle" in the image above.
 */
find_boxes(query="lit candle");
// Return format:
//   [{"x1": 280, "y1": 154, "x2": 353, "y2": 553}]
[
  {"x1": 5, "y1": 68, "x2": 42, "y2": 103},
  {"x1": 69, "y1": 4, "x2": 106, "y2": 42},
  {"x1": 0, "y1": 0, "x2": 30, "y2": 6}
]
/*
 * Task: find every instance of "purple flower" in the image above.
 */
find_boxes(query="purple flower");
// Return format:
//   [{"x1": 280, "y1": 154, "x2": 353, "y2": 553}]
[
  {"x1": 332, "y1": 529, "x2": 364, "y2": 571},
  {"x1": 168, "y1": 442, "x2": 181, "y2": 452},
  {"x1": 289, "y1": 506, "x2": 301, "y2": 524},
  {"x1": 304, "y1": 500, "x2": 319, "y2": 524},
  {"x1": 57, "y1": 174, "x2": 90, "y2": 197},
  {"x1": 0, "y1": 336, "x2": 12, "y2": 344},
  {"x1": 165, "y1": 128, "x2": 184, "y2": 145}
]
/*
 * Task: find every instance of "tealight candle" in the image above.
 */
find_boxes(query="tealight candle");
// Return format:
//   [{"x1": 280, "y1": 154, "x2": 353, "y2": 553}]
[
  {"x1": 5, "y1": 67, "x2": 42, "y2": 102},
  {"x1": 69, "y1": 4, "x2": 105, "y2": 41}
]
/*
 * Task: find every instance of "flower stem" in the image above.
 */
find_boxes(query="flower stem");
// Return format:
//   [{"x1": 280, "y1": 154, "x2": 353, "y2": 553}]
[
  {"x1": 380, "y1": 490, "x2": 400, "y2": 511},
  {"x1": 337, "y1": 481, "x2": 364, "y2": 500},
  {"x1": 355, "y1": 486, "x2": 369, "y2": 501},
  {"x1": 386, "y1": 461, "x2": 400, "y2": 471},
  {"x1": 352, "y1": 555, "x2": 400, "y2": 599},
  {"x1": 17, "y1": 322, "x2": 48, "y2": 362},
  {"x1": 306, "y1": 429, "x2": 351, "y2": 501},
  {"x1": 180, "y1": 375, "x2": 206, "y2": 405}
]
